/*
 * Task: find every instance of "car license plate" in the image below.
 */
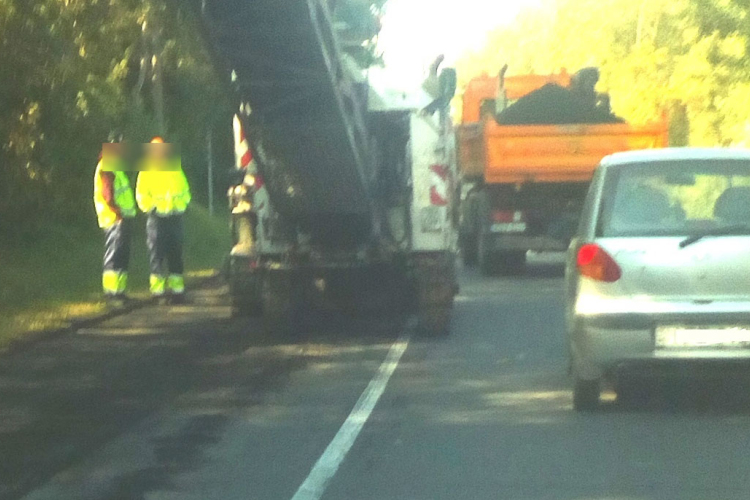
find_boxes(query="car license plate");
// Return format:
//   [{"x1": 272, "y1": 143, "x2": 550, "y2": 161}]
[
  {"x1": 655, "y1": 326, "x2": 750, "y2": 348},
  {"x1": 490, "y1": 222, "x2": 527, "y2": 233}
]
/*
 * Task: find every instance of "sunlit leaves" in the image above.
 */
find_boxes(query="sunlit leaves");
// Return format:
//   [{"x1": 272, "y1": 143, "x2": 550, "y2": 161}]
[
  {"x1": 456, "y1": 0, "x2": 750, "y2": 147},
  {"x1": 0, "y1": 0, "x2": 230, "y2": 230}
]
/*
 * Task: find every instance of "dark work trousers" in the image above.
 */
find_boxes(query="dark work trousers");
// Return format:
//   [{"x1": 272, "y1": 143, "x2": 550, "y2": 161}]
[
  {"x1": 103, "y1": 218, "x2": 133, "y2": 274},
  {"x1": 146, "y1": 212, "x2": 185, "y2": 278}
]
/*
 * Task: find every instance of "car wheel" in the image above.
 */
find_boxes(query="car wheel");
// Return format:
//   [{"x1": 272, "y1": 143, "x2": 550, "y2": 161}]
[
  {"x1": 615, "y1": 377, "x2": 651, "y2": 408},
  {"x1": 573, "y1": 377, "x2": 600, "y2": 412}
]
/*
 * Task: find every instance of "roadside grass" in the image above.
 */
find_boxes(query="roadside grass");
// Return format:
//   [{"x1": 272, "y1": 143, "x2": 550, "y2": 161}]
[{"x1": 0, "y1": 205, "x2": 229, "y2": 348}]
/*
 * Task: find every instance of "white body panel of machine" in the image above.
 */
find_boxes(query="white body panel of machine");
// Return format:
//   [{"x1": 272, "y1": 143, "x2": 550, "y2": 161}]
[
  {"x1": 409, "y1": 112, "x2": 458, "y2": 253},
  {"x1": 236, "y1": 71, "x2": 459, "y2": 259}
]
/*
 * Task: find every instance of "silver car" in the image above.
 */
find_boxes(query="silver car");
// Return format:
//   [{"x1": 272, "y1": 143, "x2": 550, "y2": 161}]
[{"x1": 566, "y1": 148, "x2": 750, "y2": 411}]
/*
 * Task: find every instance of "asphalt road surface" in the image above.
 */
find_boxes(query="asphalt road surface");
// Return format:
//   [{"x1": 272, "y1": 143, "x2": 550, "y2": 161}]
[{"x1": 4, "y1": 255, "x2": 750, "y2": 500}]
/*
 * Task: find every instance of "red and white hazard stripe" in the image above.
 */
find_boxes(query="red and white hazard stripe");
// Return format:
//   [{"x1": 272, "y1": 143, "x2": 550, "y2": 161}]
[
  {"x1": 233, "y1": 114, "x2": 266, "y2": 210},
  {"x1": 233, "y1": 114, "x2": 254, "y2": 171},
  {"x1": 429, "y1": 164, "x2": 451, "y2": 206}
]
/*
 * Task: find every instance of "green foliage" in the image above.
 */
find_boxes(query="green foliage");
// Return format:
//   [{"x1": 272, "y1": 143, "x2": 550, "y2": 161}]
[
  {"x1": 334, "y1": 0, "x2": 388, "y2": 67},
  {"x1": 0, "y1": 204, "x2": 229, "y2": 345},
  {"x1": 0, "y1": 0, "x2": 233, "y2": 234},
  {"x1": 456, "y1": 0, "x2": 750, "y2": 148},
  {"x1": 0, "y1": 0, "x2": 388, "y2": 235}
]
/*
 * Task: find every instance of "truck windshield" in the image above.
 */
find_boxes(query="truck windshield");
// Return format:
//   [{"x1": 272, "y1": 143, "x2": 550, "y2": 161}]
[{"x1": 597, "y1": 159, "x2": 750, "y2": 237}]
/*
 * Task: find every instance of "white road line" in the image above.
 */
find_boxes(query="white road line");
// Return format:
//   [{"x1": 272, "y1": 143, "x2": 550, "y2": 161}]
[{"x1": 290, "y1": 334, "x2": 411, "y2": 500}]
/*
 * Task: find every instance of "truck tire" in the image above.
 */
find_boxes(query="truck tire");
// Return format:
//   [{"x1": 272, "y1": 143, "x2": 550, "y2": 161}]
[
  {"x1": 261, "y1": 270, "x2": 300, "y2": 338},
  {"x1": 478, "y1": 232, "x2": 497, "y2": 276},
  {"x1": 478, "y1": 253, "x2": 495, "y2": 276},
  {"x1": 231, "y1": 294, "x2": 262, "y2": 318},
  {"x1": 228, "y1": 256, "x2": 262, "y2": 316},
  {"x1": 417, "y1": 305, "x2": 452, "y2": 337},
  {"x1": 496, "y1": 251, "x2": 526, "y2": 275},
  {"x1": 460, "y1": 234, "x2": 479, "y2": 267},
  {"x1": 412, "y1": 252, "x2": 456, "y2": 337}
]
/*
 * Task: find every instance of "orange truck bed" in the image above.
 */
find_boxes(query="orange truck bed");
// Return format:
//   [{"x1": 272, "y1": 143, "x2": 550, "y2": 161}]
[
  {"x1": 458, "y1": 71, "x2": 669, "y2": 184},
  {"x1": 458, "y1": 119, "x2": 669, "y2": 183}
]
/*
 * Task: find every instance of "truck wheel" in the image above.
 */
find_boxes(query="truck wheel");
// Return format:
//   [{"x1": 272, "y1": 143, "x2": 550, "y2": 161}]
[
  {"x1": 231, "y1": 294, "x2": 262, "y2": 318},
  {"x1": 497, "y1": 251, "x2": 526, "y2": 275},
  {"x1": 460, "y1": 234, "x2": 479, "y2": 267},
  {"x1": 573, "y1": 377, "x2": 600, "y2": 412},
  {"x1": 417, "y1": 305, "x2": 452, "y2": 337},
  {"x1": 479, "y1": 254, "x2": 495, "y2": 276},
  {"x1": 477, "y1": 232, "x2": 497, "y2": 276},
  {"x1": 261, "y1": 270, "x2": 300, "y2": 338},
  {"x1": 412, "y1": 252, "x2": 456, "y2": 337}
]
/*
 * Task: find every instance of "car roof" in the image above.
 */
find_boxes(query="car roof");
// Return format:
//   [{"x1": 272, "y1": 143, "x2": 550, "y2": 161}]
[{"x1": 601, "y1": 148, "x2": 750, "y2": 168}]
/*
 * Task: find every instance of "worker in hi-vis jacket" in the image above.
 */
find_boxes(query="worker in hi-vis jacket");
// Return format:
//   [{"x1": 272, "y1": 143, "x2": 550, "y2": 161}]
[
  {"x1": 136, "y1": 137, "x2": 191, "y2": 303},
  {"x1": 94, "y1": 142, "x2": 136, "y2": 302}
]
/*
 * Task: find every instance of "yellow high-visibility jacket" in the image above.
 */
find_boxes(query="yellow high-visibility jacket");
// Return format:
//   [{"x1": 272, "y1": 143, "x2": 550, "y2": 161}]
[
  {"x1": 136, "y1": 168, "x2": 191, "y2": 215},
  {"x1": 93, "y1": 162, "x2": 136, "y2": 228}
]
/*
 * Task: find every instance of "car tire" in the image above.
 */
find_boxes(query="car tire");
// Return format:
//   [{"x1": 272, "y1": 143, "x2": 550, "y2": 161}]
[
  {"x1": 615, "y1": 378, "x2": 651, "y2": 408},
  {"x1": 573, "y1": 377, "x2": 600, "y2": 412}
]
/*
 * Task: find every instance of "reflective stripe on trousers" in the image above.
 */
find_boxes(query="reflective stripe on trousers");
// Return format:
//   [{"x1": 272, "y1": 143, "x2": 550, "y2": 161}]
[
  {"x1": 167, "y1": 274, "x2": 185, "y2": 294},
  {"x1": 146, "y1": 213, "x2": 184, "y2": 274},
  {"x1": 103, "y1": 271, "x2": 128, "y2": 296},
  {"x1": 146, "y1": 214, "x2": 184, "y2": 297},
  {"x1": 103, "y1": 218, "x2": 133, "y2": 294},
  {"x1": 150, "y1": 274, "x2": 167, "y2": 296}
]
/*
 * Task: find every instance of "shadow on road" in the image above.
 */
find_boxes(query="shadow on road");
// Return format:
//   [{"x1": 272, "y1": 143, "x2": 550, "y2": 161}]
[
  {"x1": 603, "y1": 377, "x2": 750, "y2": 415},
  {"x1": 460, "y1": 260, "x2": 566, "y2": 281},
  {"x1": 0, "y1": 284, "x2": 408, "y2": 500}
]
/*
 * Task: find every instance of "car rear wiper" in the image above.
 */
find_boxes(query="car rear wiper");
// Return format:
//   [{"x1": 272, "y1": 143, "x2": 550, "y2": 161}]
[{"x1": 679, "y1": 224, "x2": 750, "y2": 248}]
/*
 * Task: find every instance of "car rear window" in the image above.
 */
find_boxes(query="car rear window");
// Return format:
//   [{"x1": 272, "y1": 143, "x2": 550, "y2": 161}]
[{"x1": 597, "y1": 159, "x2": 750, "y2": 237}]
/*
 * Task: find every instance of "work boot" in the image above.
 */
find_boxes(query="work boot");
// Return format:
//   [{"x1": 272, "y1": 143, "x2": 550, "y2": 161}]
[
  {"x1": 151, "y1": 294, "x2": 168, "y2": 306},
  {"x1": 105, "y1": 294, "x2": 128, "y2": 308},
  {"x1": 115, "y1": 293, "x2": 133, "y2": 304}
]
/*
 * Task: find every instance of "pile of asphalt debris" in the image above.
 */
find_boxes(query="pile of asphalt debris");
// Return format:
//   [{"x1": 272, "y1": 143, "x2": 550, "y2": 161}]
[{"x1": 497, "y1": 67, "x2": 624, "y2": 125}]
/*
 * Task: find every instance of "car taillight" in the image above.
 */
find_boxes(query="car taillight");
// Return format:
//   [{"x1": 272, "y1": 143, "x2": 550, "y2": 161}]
[
  {"x1": 577, "y1": 243, "x2": 621, "y2": 282},
  {"x1": 492, "y1": 210, "x2": 524, "y2": 223}
]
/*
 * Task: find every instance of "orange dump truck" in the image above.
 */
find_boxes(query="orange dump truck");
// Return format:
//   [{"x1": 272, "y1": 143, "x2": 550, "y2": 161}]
[{"x1": 457, "y1": 70, "x2": 669, "y2": 274}]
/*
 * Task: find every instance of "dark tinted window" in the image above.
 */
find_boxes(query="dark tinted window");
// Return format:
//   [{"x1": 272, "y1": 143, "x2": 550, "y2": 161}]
[{"x1": 597, "y1": 159, "x2": 750, "y2": 237}]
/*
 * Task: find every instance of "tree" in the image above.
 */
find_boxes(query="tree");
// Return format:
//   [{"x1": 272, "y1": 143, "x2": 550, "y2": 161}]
[
  {"x1": 0, "y1": 0, "x2": 232, "y2": 234},
  {"x1": 455, "y1": 0, "x2": 750, "y2": 147},
  {"x1": 333, "y1": 0, "x2": 388, "y2": 67}
]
